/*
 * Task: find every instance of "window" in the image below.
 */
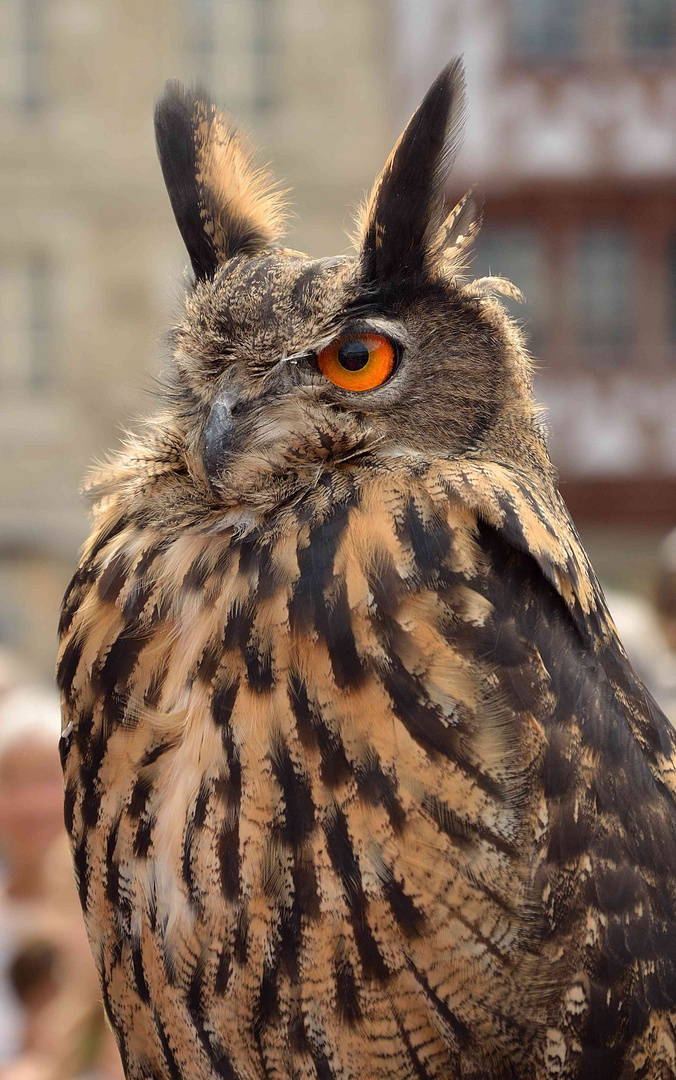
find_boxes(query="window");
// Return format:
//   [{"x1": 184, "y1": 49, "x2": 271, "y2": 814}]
[
  {"x1": 576, "y1": 229, "x2": 635, "y2": 349},
  {"x1": 0, "y1": 254, "x2": 52, "y2": 392},
  {"x1": 186, "y1": 0, "x2": 276, "y2": 116},
  {"x1": 668, "y1": 236, "x2": 676, "y2": 342},
  {"x1": 189, "y1": 0, "x2": 216, "y2": 89},
  {"x1": 0, "y1": 0, "x2": 45, "y2": 112},
  {"x1": 251, "y1": 0, "x2": 274, "y2": 111},
  {"x1": 512, "y1": 0, "x2": 582, "y2": 59},
  {"x1": 626, "y1": 0, "x2": 675, "y2": 51},
  {"x1": 471, "y1": 227, "x2": 548, "y2": 345}
]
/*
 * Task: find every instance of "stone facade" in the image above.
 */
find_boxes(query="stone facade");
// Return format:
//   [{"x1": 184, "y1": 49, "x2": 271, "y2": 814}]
[
  {"x1": 0, "y1": 0, "x2": 390, "y2": 676},
  {"x1": 4, "y1": 0, "x2": 675, "y2": 676},
  {"x1": 392, "y1": 0, "x2": 676, "y2": 494}
]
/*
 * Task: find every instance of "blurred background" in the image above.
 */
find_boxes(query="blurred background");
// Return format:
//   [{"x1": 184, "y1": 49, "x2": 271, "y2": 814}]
[{"x1": 1, "y1": 0, "x2": 676, "y2": 1074}]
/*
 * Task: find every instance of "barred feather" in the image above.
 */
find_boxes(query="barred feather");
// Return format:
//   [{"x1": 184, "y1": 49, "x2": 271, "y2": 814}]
[{"x1": 59, "y1": 57, "x2": 676, "y2": 1080}]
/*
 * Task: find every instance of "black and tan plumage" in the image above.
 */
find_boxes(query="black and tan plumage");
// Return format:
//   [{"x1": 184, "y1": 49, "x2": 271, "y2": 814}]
[{"x1": 57, "y1": 62, "x2": 676, "y2": 1079}]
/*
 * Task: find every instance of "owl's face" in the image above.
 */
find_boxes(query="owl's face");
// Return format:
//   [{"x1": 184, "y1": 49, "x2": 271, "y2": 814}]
[{"x1": 155, "y1": 65, "x2": 541, "y2": 510}]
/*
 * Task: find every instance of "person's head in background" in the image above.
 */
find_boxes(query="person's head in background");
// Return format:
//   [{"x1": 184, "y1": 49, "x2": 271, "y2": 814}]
[{"x1": 0, "y1": 679, "x2": 62, "y2": 901}]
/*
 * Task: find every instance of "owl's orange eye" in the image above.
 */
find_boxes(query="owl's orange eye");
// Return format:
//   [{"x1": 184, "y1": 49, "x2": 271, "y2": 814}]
[{"x1": 316, "y1": 333, "x2": 396, "y2": 392}]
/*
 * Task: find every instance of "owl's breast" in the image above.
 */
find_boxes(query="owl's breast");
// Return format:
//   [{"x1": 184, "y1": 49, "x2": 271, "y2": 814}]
[{"x1": 59, "y1": 471, "x2": 574, "y2": 1079}]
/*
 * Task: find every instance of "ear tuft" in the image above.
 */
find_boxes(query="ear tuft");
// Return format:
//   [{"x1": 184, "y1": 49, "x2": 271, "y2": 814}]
[
  {"x1": 155, "y1": 81, "x2": 288, "y2": 279},
  {"x1": 430, "y1": 186, "x2": 483, "y2": 275},
  {"x1": 462, "y1": 275, "x2": 525, "y2": 304},
  {"x1": 358, "y1": 59, "x2": 467, "y2": 283}
]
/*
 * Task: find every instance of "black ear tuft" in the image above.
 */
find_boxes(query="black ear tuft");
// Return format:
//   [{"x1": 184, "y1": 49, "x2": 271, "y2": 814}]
[
  {"x1": 155, "y1": 81, "x2": 216, "y2": 279},
  {"x1": 358, "y1": 59, "x2": 467, "y2": 283},
  {"x1": 154, "y1": 81, "x2": 288, "y2": 280}
]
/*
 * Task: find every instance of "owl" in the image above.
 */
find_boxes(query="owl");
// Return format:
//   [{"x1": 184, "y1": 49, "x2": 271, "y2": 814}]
[{"x1": 57, "y1": 60, "x2": 676, "y2": 1080}]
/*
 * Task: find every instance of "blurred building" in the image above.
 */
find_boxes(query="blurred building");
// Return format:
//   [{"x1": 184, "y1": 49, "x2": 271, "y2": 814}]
[
  {"x1": 0, "y1": 0, "x2": 389, "y2": 678},
  {"x1": 394, "y1": 0, "x2": 676, "y2": 540},
  {"x1": 2, "y1": 0, "x2": 676, "y2": 678}
]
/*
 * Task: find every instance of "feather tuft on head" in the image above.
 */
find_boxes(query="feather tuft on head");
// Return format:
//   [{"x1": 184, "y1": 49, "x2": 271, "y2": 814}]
[
  {"x1": 155, "y1": 81, "x2": 289, "y2": 279},
  {"x1": 356, "y1": 59, "x2": 469, "y2": 282}
]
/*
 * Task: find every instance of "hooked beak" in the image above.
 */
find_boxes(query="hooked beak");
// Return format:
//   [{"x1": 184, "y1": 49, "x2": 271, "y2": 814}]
[
  {"x1": 202, "y1": 393, "x2": 238, "y2": 486},
  {"x1": 201, "y1": 352, "x2": 310, "y2": 490}
]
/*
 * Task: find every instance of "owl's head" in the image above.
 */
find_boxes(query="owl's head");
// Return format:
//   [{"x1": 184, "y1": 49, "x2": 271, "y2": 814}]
[{"x1": 149, "y1": 61, "x2": 548, "y2": 515}]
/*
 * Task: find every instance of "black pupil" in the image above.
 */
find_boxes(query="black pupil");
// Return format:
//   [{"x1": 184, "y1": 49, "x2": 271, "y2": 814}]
[{"x1": 337, "y1": 338, "x2": 370, "y2": 371}]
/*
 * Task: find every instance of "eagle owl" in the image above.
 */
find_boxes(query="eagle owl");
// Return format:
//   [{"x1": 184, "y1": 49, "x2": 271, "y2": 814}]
[{"x1": 57, "y1": 61, "x2": 676, "y2": 1079}]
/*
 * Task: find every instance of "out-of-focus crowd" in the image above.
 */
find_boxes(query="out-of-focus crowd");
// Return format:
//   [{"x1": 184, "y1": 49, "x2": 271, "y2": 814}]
[
  {"x1": 1, "y1": 535, "x2": 676, "y2": 1078},
  {"x1": 0, "y1": 654, "x2": 122, "y2": 1080}
]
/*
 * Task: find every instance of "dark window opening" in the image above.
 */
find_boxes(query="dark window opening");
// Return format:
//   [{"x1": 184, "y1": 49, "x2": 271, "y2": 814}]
[
  {"x1": 577, "y1": 229, "x2": 635, "y2": 353},
  {"x1": 1, "y1": 0, "x2": 46, "y2": 112},
  {"x1": 186, "y1": 0, "x2": 276, "y2": 114},
  {"x1": 251, "y1": 0, "x2": 274, "y2": 111},
  {"x1": 512, "y1": 0, "x2": 582, "y2": 59},
  {"x1": 189, "y1": 0, "x2": 215, "y2": 88},
  {"x1": 471, "y1": 226, "x2": 548, "y2": 347},
  {"x1": 626, "y1": 0, "x2": 676, "y2": 51},
  {"x1": 0, "y1": 253, "x2": 53, "y2": 392},
  {"x1": 668, "y1": 235, "x2": 676, "y2": 342}
]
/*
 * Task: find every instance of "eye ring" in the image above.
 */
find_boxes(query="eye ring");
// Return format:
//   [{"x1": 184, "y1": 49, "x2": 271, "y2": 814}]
[{"x1": 316, "y1": 333, "x2": 397, "y2": 392}]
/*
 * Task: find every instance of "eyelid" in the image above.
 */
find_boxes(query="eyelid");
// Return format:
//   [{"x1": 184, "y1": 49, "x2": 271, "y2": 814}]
[{"x1": 313, "y1": 319, "x2": 409, "y2": 354}]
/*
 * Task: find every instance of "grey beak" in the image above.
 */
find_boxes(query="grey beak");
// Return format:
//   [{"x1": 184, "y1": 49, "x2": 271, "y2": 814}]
[
  {"x1": 202, "y1": 353, "x2": 309, "y2": 490},
  {"x1": 202, "y1": 393, "x2": 238, "y2": 486}
]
